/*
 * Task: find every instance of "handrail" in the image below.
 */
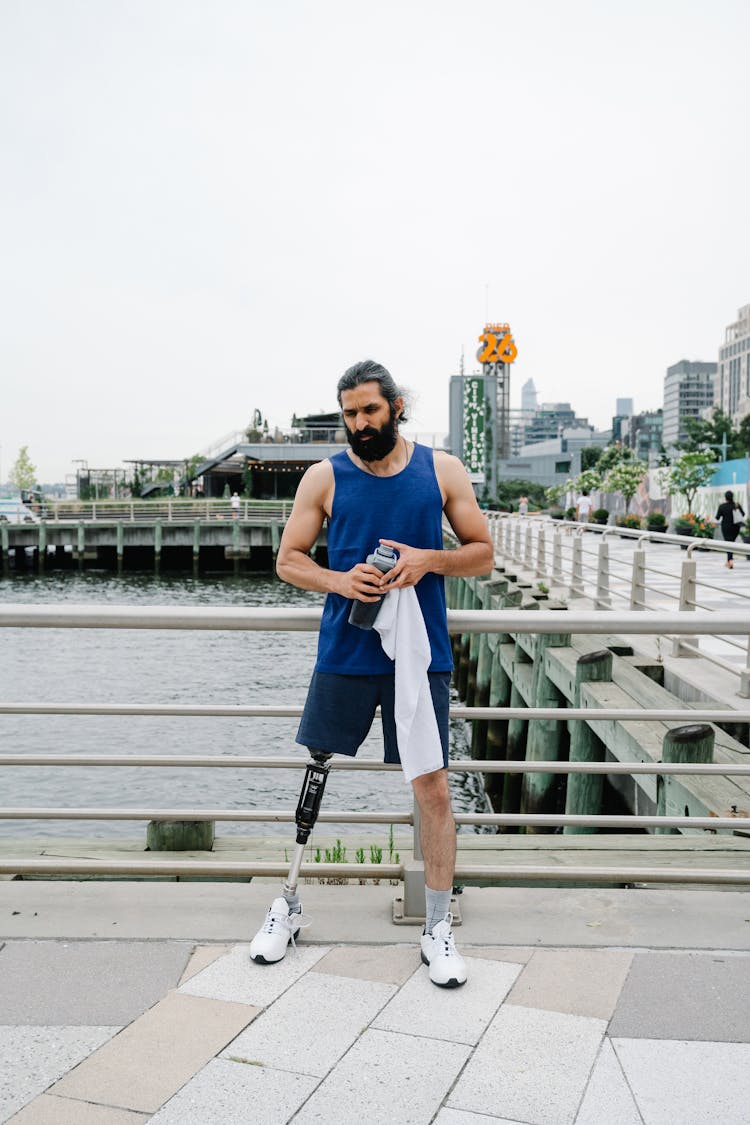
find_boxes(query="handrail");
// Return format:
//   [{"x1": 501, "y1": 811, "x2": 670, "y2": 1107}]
[
  {"x1": 2, "y1": 704, "x2": 750, "y2": 722},
  {"x1": 1, "y1": 755, "x2": 750, "y2": 775},
  {"x1": 0, "y1": 605, "x2": 746, "y2": 634},
  {"x1": 4, "y1": 596, "x2": 750, "y2": 891}
]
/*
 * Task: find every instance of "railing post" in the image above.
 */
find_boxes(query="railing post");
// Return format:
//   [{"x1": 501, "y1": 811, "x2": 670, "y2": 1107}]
[
  {"x1": 741, "y1": 640, "x2": 750, "y2": 699},
  {"x1": 524, "y1": 523, "x2": 533, "y2": 571},
  {"x1": 673, "y1": 553, "x2": 698, "y2": 656},
  {"x1": 535, "y1": 525, "x2": 547, "y2": 579},
  {"x1": 552, "y1": 527, "x2": 564, "y2": 586},
  {"x1": 513, "y1": 519, "x2": 522, "y2": 563},
  {"x1": 568, "y1": 532, "x2": 585, "y2": 598},
  {"x1": 401, "y1": 798, "x2": 425, "y2": 921},
  {"x1": 595, "y1": 535, "x2": 611, "y2": 609},
  {"x1": 630, "y1": 547, "x2": 647, "y2": 610}
]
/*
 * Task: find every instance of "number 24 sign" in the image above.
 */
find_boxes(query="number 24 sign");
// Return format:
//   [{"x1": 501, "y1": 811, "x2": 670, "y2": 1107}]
[{"x1": 477, "y1": 330, "x2": 517, "y2": 365}]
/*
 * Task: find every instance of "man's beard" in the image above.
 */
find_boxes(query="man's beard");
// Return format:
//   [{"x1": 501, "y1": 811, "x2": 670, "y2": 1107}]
[{"x1": 346, "y1": 408, "x2": 399, "y2": 462}]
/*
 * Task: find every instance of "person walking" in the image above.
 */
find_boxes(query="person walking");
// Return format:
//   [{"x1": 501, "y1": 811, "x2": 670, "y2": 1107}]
[
  {"x1": 250, "y1": 359, "x2": 494, "y2": 987},
  {"x1": 576, "y1": 490, "x2": 592, "y2": 523},
  {"x1": 716, "y1": 490, "x2": 745, "y2": 568}
]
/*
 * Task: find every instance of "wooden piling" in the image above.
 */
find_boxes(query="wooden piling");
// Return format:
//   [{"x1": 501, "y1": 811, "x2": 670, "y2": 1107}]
[
  {"x1": 656, "y1": 724, "x2": 715, "y2": 835},
  {"x1": 484, "y1": 587, "x2": 522, "y2": 807},
  {"x1": 520, "y1": 607, "x2": 570, "y2": 828},
  {"x1": 146, "y1": 820, "x2": 215, "y2": 851},
  {"x1": 563, "y1": 649, "x2": 614, "y2": 833},
  {"x1": 471, "y1": 577, "x2": 509, "y2": 759},
  {"x1": 500, "y1": 601, "x2": 539, "y2": 822},
  {"x1": 456, "y1": 579, "x2": 476, "y2": 700}
]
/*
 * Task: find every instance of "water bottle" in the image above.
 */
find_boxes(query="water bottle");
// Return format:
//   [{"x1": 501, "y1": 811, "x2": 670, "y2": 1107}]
[{"x1": 347, "y1": 544, "x2": 397, "y2": 630}]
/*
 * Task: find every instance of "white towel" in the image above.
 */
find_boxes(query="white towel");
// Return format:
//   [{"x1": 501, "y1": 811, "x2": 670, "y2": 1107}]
[{"x1": 374, "y1": 586, "x2": 444, "y2": 783}]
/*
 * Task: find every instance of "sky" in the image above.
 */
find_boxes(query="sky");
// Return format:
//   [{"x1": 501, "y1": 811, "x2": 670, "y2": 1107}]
[{"x1": 1, "y1": 0, "x2": 749, "y2": 483}]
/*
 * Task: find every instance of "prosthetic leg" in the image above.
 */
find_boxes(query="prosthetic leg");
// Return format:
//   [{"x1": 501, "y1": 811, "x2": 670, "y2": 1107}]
[
  {"x1": 282, "y1": 750, "x2": 332, "y2": 903},
  {"x1": 250, "y1": 750, "x2": 332, "y2": 964}
]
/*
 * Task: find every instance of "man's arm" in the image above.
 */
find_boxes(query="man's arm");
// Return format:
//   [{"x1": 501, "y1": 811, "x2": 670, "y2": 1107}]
[
  {"x1": 379, "y1": 452, "x2": 494, "y2": 590},
  {"x1": 275, "y1": 461, "x2": 385, "y2": 603}
]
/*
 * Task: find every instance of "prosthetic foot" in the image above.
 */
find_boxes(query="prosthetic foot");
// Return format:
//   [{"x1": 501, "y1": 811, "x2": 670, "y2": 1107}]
[{"x1": 250, "y1": 751, "x2": 331, "y2": 964}]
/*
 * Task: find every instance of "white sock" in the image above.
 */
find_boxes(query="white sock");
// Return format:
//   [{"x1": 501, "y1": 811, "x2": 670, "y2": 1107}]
[{"x1": 425, "y1": 886, "x2": 452, "y2": 934}]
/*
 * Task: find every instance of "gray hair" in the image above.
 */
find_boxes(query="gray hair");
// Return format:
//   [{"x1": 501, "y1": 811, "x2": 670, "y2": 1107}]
[{"x1": 336, "y1": 359, "x2": 410, "y2": 424}]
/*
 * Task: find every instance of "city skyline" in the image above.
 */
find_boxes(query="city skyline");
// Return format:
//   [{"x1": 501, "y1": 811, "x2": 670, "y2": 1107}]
[{"x1": 2, "y1": 1, "x2": 749, "y2": 482}]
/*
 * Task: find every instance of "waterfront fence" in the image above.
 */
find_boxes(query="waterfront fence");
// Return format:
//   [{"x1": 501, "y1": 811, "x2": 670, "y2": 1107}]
[
  {"x1": 488, "y1": 514, "x2": 750, "y2": 695},
  {"x1": 2, "y1": 604, "x2": 750, "y2": 911}
]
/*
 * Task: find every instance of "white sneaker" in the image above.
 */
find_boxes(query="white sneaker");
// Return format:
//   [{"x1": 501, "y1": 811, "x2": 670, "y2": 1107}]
[
  {"x1": 250, "y1": 897, "x2": 306, "y2": 965},
  {"x1": 420, "y1": 913, "x2": 467, "y2": 988}
]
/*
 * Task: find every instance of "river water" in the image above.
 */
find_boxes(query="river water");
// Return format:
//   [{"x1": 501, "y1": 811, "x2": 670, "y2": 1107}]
[{"x1": 0, "y1": 572, "x2": 488, "y2": 839}]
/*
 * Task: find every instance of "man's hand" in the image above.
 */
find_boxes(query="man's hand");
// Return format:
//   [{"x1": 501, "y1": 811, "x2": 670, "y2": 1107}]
[
  {"x1": 377, "y1": 539, "x2": 432, "y2": 590},
  {"x1": 336, "y1": 563, "x2": 387, "y2": 602}
]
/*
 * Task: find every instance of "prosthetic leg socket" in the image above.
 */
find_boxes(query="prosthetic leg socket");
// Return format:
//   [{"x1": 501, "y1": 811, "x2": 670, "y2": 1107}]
[{"x1": 283, "y1": 751, "x2": 332, "y2": 901}]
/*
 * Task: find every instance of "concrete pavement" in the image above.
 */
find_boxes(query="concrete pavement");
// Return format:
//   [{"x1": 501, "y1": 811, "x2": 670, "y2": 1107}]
[{"x1": 2, "y1": 882, "x2": 750, "y2": 1124}]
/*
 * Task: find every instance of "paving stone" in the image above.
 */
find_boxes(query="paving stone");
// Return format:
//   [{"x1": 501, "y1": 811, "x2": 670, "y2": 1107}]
[
  {"x1": 373, "y1": 957, "x2": 520, "y2": 1045},
  {"x1": 7, "y1": 1094, "x2": 148, "y2": 1123},
  {"x1": 575, "y1": 1038, "x2": 642, "y2": 1125},
  {"x1": 0, "y1": 1026, "x2": 118, "y2": 1123},
  {"x1": 608, "y1": 952, "x2": 750, "y2": 1041},
  {"x1": 506, "y1": 949, "x2": 633, "y2": 1019},
  {"x1": 179, "y1": 944, "x2": 231, "y2": 986},
  {"x1": 310, "y1": 943, "x2": 418, "y2": 985},
  {"x1": 293, "y1": 1027, "x2": 471, "y2": 1125},
  {"x1": 613, "y1": 1038, "x2": 750, "y2": 1125},
  {"x1": 448, "y1": 1006, "x2": 606, "y2": 1125},
  {"x1": 178, "y1": 942, "x2": 330, "y2": 1008},
  {"x1": 222, "y1": 971, "x2": 396, "y2": 1077},
  {"x1": 148, "y1": 1058, "x2": 318, "y2": 1124},
  {"x1": 0, "y1": 941, "x2": 191, "y2": 1025},
  {"x1": 49, "y1": 992, "x2": 258, "y2": 1114},
  {"x1": 461, "y1": 946, "x2": 534, "y2": 964}
]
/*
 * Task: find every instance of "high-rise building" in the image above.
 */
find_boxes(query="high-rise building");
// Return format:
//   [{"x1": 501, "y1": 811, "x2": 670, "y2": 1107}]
[
  {"x1": 716, "y1": 304, "x2": 750, "y2": 422},
  {"x1": 662, "y1": 360, "x2": 717, "y2": 449},
  {"x1": 622, "y1": 409, "x2": 664, "y2": 462},
  {"x1": 616, "y1": 398, "x2": 634, "y2": 418},
  {"x1": 521, "y1": 378, "x2": 538, "y2": 418}
]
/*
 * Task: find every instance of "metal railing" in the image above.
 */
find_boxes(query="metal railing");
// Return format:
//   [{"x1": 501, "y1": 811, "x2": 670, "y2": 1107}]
[
  {"x1": 488, "y1": 514, "x2": 750, "y2": 693},
  {"x1": 2, "y1": 605, "x2": 750, "y2": 891},
  {"x1": 18, "y1": 499, "x2": 294, "y2": 523}
]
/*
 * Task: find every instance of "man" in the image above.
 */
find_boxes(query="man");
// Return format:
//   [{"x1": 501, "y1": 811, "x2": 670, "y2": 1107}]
[
  {"x1": 250, "y1": 359, "x2": 494, "y2": 987},
  {"x1": 575, "y1": 490, "x2": 592, "y2": 523}
]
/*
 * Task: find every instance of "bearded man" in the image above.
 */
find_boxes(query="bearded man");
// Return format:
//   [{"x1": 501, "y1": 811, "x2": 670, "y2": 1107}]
[{"x1": 250, "y1": 359, "x2": 494, "y2": 987}]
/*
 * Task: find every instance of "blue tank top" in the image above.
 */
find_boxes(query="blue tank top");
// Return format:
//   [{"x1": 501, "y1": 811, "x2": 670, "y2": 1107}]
[{"x1": 315, "y1": 443, "x2": 453, "y2": 674}]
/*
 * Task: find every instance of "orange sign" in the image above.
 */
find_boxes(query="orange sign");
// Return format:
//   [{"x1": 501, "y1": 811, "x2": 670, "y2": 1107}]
[{"x1": 477, "y1": 324, "x2": 517, "y2": 364}]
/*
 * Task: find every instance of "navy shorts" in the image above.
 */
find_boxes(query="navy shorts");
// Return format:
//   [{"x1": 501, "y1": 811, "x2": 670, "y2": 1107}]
[{"x1": 296, "y1": 671, "x2": 451, "y2": 768}]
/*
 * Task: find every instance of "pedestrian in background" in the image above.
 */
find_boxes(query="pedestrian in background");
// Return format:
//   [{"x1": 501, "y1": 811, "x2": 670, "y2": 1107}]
[{"x1": 716, "y1": 490, "x2": 745, "y2": 568}]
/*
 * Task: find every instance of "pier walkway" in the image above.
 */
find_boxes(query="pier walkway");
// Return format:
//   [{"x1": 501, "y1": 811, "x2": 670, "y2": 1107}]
[{"x1": 3, "y1": 881, "x2": 750, "y2": 1124}]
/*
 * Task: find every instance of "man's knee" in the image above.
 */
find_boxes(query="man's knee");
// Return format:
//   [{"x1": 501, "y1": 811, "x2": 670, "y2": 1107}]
[{"x1": 413, "y1": 769, "x2": 452, "y2": 816}]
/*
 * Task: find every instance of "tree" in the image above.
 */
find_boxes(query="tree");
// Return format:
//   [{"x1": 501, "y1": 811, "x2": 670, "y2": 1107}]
[
  {"x1": 580, "y1": 446, "x2": 603, "y2": 472},
  {"x1": 680, "y1": 408, "x2": 735, "y2": 458},
  {"x1": 494, "y1": 478, "x2": 546, "y2": 509},
  {"x1": 661, "y1": 450, "x2": 716, "y2": 514},
  {"x1": 604, "y1": 458, "x2": 648, "y2": 512},
  {"x1": 10, "y1": 446, "x2": 37, "y2": 490},
  {"x1": 597, "y1": 444, "x2": 634, "y2": 475},
  {"x1": 573, "y1": 468, "x2": 603, "y2": 494}
]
